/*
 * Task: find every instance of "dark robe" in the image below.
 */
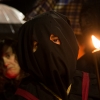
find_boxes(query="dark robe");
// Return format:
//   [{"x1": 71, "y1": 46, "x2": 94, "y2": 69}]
[
  {"x1": 11, "y1": 11, "x2": 78, "y2": 100},
  {"x1": 69, "y1": 52, "x2": 100, "y2": 100}
]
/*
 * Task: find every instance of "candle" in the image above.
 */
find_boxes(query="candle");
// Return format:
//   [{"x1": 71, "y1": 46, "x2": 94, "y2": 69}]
[{"x1": 91, "y1": 35, "x2": 100, "y2": 90}]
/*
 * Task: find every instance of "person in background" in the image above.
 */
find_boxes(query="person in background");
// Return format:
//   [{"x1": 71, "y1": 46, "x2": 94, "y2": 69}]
[
  {"x1": 54, "y1": 0, "x2": 85, "y2": 35},
  {"x1": 77, "y1": 0, "x2": 100, "y2": 73},
  {"x1": 9, "y1": 11, "x2": 78, "y2": 100},
  {"x1": 69, "y1": 1, "x2": 100, "y2": 100},
  {"x1": 0, "y1": 38, "x2": 29, "y2": 100},
  {"x1": 23, "y1": 0, "x2": 59, "y2": 21}
]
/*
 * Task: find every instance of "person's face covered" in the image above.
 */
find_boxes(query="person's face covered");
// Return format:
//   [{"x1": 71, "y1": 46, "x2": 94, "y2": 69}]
[
  {"x1": 18, "y1": 11, "x2": 78, "y2": 99},
  {"x1": 2, "y1": 46, "x2": 20, "y2": 79},
  {"x1": 33, "y1": 34, "x2": 60, "y2": 52}
]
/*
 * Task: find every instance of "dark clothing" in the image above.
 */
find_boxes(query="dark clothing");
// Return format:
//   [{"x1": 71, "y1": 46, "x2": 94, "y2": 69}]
[
  {"x1": 0, "y1": 83, "x2": 16, "y2": 100},
  {"x1": 16, "y1": 11, "x2": 78, "y2": 100},
  {"x1": 11, "y1": 76, "x2": 58, "y2": 100},
  {"x1": 0, "y1": 76, "x2": 59, "y2": 100},
  {"x1": 69, "y1": 70, "x2": 100, "y2": 100},
  {"x1": 24, "y1": 0, "x2": 58, "y2": 21},
  {"x1": 69, "y1": 52, "x2": 100, "y2": 100},
  {"x1": 76, "y1": 53, "x2": 95, "y2": 74}
]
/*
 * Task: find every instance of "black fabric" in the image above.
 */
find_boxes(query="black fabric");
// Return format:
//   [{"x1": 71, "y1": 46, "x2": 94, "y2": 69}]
[
  {"x1": 13, "y1": 76, "x2": 58, "y2": 100},
  {"x1": 0, "y1": 82, "x2": 17, "y2": 100},
  {"x1": 17, "y1": 11, "x2": 78, "y2": 100},
  {"x1": 69, "y1": 51, "x2": 100, "y2": 100},
  {"x1": 69, "y1": 70, "x2": 100, "y2": 100},
  {"x1": 76, "y1": 52, "x2": 95, "y2": 74}
]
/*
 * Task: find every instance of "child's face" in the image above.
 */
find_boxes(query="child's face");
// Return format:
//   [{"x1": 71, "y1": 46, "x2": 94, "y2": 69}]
[{"x1": 2, "y1": 47, "x2": 21, "y2": 79}]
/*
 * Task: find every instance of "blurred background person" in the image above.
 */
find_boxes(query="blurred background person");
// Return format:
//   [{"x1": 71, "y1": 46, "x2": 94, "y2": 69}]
[
  {"x1": 77, "y1": 0, "x2": 100, "y2": 73},
  {"x1": 0, "y1": 38, "x2": 28, "y2": 100},
  {"x1": 0, "y1": 4, "x2": 26, "y2": 99},
  {"x1": 69, "y1": 1, "x2": 100, "y2": 100},
  {"x1": 54, "y1": 0, "x2": 85, "y2": 35}
]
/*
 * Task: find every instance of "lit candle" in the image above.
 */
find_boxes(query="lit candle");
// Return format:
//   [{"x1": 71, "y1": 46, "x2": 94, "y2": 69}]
[{"x1": 91, "y1": 35, "x2": 100, "y2": 90}]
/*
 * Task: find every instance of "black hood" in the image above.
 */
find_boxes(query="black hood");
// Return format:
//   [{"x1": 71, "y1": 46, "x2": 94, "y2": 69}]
[{"x1": 17, "y1": 11, "x2": 78, "y2": 100}]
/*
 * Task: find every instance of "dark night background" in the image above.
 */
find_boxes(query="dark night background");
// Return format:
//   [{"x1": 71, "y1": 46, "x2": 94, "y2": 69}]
[{"x1": 0, "y1": 0, "x2": 40, "y2": 15}]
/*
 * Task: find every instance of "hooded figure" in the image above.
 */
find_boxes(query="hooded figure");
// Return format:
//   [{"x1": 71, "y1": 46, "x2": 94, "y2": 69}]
[{"x1": 14, "y1": 11, "x2": 78, "y2": 100}]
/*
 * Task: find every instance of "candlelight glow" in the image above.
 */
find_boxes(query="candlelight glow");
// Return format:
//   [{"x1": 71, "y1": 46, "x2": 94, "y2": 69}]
[{"x1": 91, "y1": 35, "x2": 100, "y2": 49}]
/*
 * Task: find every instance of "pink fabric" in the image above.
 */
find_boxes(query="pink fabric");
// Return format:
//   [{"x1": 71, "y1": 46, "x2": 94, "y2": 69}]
[
  {"x1": 15, "y1": 88, "x2": 39, "y2": 100},
  {"x1": 82, "y1": 72, "x2": 89, "y2": 100}
]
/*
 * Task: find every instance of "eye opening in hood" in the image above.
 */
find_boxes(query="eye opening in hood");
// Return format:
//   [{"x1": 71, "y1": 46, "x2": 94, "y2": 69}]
[
  {"x1": 33, "y1": 41, "x2": 38, "y2": 53},
  {"x1": 50, "y1": 34, "x2": 60, "y2": 45}
]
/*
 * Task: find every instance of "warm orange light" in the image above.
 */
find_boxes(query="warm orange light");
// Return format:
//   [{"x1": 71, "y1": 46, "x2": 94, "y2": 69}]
[{"x1": 91, "y1": 35, "x2": 100, "y2": 53}]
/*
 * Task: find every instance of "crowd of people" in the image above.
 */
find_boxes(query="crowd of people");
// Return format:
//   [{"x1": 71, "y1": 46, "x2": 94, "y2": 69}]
[
  {"x1": 0, "y1": 0, "x2": 100, "y2": 100},
  {"x1": 0, "y1": 11, "x2": 78, "y2": 100}
]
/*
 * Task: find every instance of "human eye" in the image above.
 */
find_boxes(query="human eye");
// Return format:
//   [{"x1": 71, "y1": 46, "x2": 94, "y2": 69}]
[
  {"x1": 50, "y1": 34, "x2": 60, "y2": 45},
  {"x1": 53, "y1": 37, "x2": 60, "y2": 42}
]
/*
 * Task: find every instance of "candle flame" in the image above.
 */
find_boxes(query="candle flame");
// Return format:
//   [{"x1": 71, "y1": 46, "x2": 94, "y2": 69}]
[{"x1": 91, "y1": 35, "x2": 100, "y2": 49}]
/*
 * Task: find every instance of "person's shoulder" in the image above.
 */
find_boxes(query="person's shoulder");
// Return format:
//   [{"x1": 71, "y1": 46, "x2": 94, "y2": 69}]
[{"x1": 19, "y1": 75, "x2": 39, "y2": 95}]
